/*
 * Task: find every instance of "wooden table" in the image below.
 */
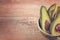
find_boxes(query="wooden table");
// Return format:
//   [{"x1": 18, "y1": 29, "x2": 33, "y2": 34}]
[{"x1": 0, "y1": 0, "x2": 60, "y2": 40}]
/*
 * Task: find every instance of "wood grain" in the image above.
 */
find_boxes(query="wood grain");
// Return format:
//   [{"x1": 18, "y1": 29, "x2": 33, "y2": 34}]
[{"x1": 0, "y1": 0, "x2": 60, "y2": 40}]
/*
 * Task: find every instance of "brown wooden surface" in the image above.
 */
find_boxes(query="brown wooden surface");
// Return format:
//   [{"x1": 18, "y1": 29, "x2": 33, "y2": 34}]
[{"x1": 0, "y1": 0, "x2": 60, "y2": 40}]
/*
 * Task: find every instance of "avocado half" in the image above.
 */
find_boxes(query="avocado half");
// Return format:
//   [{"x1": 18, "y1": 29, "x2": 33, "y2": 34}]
[
  {"x1": 50, "y1": 13, "x2": 60, "y2": 36},
  {"x1": 48, "y1": 4, "x2": 57, "y2": 22},
  {"x1": 40, "y1": 6, "x2": 51, "y2": 32}
]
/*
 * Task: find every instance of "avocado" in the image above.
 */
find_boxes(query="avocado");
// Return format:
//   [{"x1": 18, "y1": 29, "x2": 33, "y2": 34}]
[
  {"x1": 39, "y1": 19, "x2": 42, "y2": 29},
  {"x1": 50, "y1": 13, "x2": 60, "y2": 36},
  {"x1": 57, "y1": 6, "x2": 60, "y2": 14},
  {"x1": 48, "y1": 4, "x2": 57, "y2": 22},
  {"x1": 40, "y1": 6, "x2": 51, "y2": 32},
  {"x1": 56, "y1": 37, "x2": 60, "y2": 40}
]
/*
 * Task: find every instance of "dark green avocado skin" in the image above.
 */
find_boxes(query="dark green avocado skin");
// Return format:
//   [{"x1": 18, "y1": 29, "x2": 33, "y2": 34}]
[{"x1": 38, "y1": 19, "x2": 42, "y2": 29}]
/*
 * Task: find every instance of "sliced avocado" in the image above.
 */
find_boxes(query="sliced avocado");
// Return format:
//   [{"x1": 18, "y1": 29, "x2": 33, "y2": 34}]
[
  {"x1": 50, "y1": 13, "x2": 60, "y2": 36},
  {"x1": 40, "y1": 6, "x2": 51, "y2": 32},
  {"x1": 57, "y1": 6, "x2": 60, "y2": 14},
  {"x1": 48, "y1": 4, "x2": 57, "y2": 22},
  {"x1": 56, "y1": 37, "x2": 60, "y2": 40}
]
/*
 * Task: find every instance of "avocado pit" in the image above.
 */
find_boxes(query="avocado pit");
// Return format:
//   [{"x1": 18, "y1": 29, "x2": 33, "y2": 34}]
[
  {"x1": 45, "y1": 20, "x2": 50, "y2": 31},
  {"x1": 55, "y1": 23, "x2": 60, "y2": 32}
]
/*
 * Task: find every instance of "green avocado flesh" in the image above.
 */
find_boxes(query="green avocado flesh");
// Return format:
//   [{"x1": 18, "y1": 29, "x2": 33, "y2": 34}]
[
  {"x1": 40, "y1": 6, "x2": 51, "y2": 32},
  {"x1": 48, "y1": 4, "x2": 57, "y2": 22},
  {"x1": 50, "y1": 13, "x2": 60, "y2": 36}
]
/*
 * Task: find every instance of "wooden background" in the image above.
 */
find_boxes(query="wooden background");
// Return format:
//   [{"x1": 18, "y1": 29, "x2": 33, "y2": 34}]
[{"x1": 0, "y1": 0, "x2": 60, "y2": 40}]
